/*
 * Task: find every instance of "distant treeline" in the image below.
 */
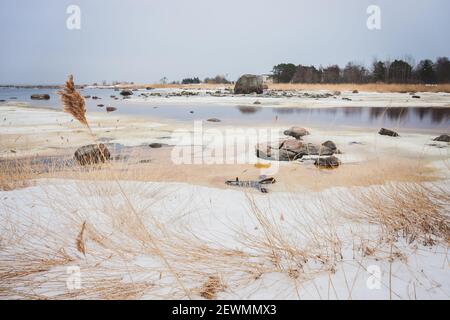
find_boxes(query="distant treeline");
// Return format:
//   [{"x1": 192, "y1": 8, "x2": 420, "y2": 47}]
[
  {"x1": 271, "y1": 57, "x2": 450, "y2": 84},
  {"x1": 180, "y1": 75, "x2": 231, "y2": 85}
]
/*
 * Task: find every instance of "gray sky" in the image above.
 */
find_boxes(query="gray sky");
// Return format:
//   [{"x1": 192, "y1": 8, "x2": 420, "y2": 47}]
[{"x1": 1, "y1": 0, "x2": 449, "y2": 84}]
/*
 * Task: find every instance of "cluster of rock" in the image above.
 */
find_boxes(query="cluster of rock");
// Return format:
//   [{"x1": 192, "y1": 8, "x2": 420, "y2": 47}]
[
  {"x1": 256, "y1": 127, "x2": 341, "y2": 168},
  {"x1": 135, "y1": 90, "x2": 200, "y2": 99}
]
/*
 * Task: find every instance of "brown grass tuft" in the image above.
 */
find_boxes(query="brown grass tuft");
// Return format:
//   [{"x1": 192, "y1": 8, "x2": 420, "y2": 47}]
[{"x1": 199, "y1": 275, "x2": 225, "y2": 300}]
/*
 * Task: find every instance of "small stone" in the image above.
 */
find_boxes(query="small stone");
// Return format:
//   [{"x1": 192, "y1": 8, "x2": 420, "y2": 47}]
[
  {"x1": 283, "y1": 127, "x2": 310, "y2": 139},
  {"x1": 433, "y1": 134, "x2": 450, "y2": 142},
  {"x1": 31, "y1": 94, "x2": 50, "y2": 100},
  {"x1": 120, "y1": 90, "x2": 133, "y2": 96},
  {"x1": 315, "y1": 156, "x2": 341, "y2": 168},
  {"x1": 379, "y1": 128, "x2": 399, "y2": 137}
]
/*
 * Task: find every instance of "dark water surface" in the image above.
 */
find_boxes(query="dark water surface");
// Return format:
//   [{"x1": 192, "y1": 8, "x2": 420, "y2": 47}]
[{"x1": 1, "y1": 87, "x2": 449, "y2": 130}]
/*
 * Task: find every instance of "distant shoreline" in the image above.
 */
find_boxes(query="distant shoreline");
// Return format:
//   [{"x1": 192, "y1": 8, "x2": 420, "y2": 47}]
[{"x1": 1, "y1": 83, "x2": 450, "y2": 93}]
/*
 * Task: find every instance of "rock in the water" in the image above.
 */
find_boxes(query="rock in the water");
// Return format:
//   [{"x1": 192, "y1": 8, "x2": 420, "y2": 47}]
[
  {"x1": 97, "y1": 104, "x2": 104, "y2": 107},
  {"x1": 253, "y1": 100, "x2": 261, "y2": 105},
  {"x1": 322, "y1": 140, "x2": 337, "y2": 152},
  {"x1": 434, "y1": 134, "x2": 450, "y2": 142},
  {"x1": 31, "y1": 94, "x2": 50, "y2": 100},
  {"x1": 412, "y1": 95, "x2": 421, "y2": 99},
  {"x1": 234, "y1": 74, "x2": 264, "y2": 94},
  {"x1": 315, "y1": 156, "x2": 341, "y2": 168},
  {"x1": 207, "y1": 118, "x2": 221, "y2": 122},
  {"x1": 149, "y1": 143, "x2": 163, "y2": 148},
  {"x1": 106, "y1": 106, "x2": 117, "y2": 112},
  {"x1": 120, "y1": 90, "x2": 133, "y2": 96},
  {"x1": 284, "y1": 127, "x2": 310, "y2": 139},
  {"x1": 379, "y1": 128, "x2": 399, "y2": 137},
  {"x1": 352, "y1": 90, "x2": 359, "y2": 94},
  {"x1": 74, "y1": 144, "x2": 111, "y2": 165}
]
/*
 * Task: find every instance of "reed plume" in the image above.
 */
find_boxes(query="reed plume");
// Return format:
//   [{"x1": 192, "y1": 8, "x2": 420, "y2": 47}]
[{"x1": 59, "y1": 75, "x2": 89, "y2": 128}]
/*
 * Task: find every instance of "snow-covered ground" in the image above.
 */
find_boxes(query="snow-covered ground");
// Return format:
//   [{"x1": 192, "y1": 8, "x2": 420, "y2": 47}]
[{"x1": 1, "y1": 179, "x2": 449, "y2": 299}]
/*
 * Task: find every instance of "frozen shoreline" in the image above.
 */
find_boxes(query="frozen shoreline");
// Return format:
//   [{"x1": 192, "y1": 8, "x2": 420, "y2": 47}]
[{"x1": 2, "y1": 87, "x2": 450, "y2": 110}]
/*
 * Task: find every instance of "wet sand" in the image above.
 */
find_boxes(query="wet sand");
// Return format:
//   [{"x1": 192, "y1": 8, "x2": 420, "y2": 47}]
[{"x1": 1, "y1": 102, "x2": 448, "y2": 192}]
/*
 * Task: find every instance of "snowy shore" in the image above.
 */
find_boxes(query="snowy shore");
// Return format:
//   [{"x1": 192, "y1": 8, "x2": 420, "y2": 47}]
[{"x1": 0, "y1": 92, "x2": 449, "y2": 300}]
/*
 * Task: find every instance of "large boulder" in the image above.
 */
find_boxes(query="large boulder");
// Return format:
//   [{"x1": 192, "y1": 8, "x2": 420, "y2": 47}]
[
  {"x1": 74, "y1": 144, "x2": 111, "y2": 165},
  {"x1": 120, "y1": 90, "x2": 133, "y2": 96},
  {"x1": 31, "y1": 94, "x2": 50, "y2": 100},
  {"x1": 379, "y1": 128, "x2": 399, "y2": 137},
  {"x1": 234, "y1": 74, "x2": 264, "y2": 94},
  {"x1": 284, "y1": 127, "x2": 310, "y2": 139},
  {"x1": 434, "y1": 134, "x2": 450, "y2": 142}
]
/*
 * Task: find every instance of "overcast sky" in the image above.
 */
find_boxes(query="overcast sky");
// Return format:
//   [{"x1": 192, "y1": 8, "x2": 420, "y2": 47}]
[{"x1": 0, "y1": 0, "x2": 449, "y2": 84}]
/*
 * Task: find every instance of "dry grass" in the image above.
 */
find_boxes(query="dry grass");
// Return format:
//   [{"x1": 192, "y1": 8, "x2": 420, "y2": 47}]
[
  {"x1": 234, "y1": 193, "x2": 344, "y2": 285},
  {"x1": 0, "y1": 176, "x2": 258, "y2": 299},
  {"x1": 265, "y1": 83, "x2": 450, "y2": 93},
  {"x1": 0, "y1": 159, "x2": 36, "y2": 191},
  {"x1": 341, "y1": 183, "x2": 450, "y2": 246}
]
